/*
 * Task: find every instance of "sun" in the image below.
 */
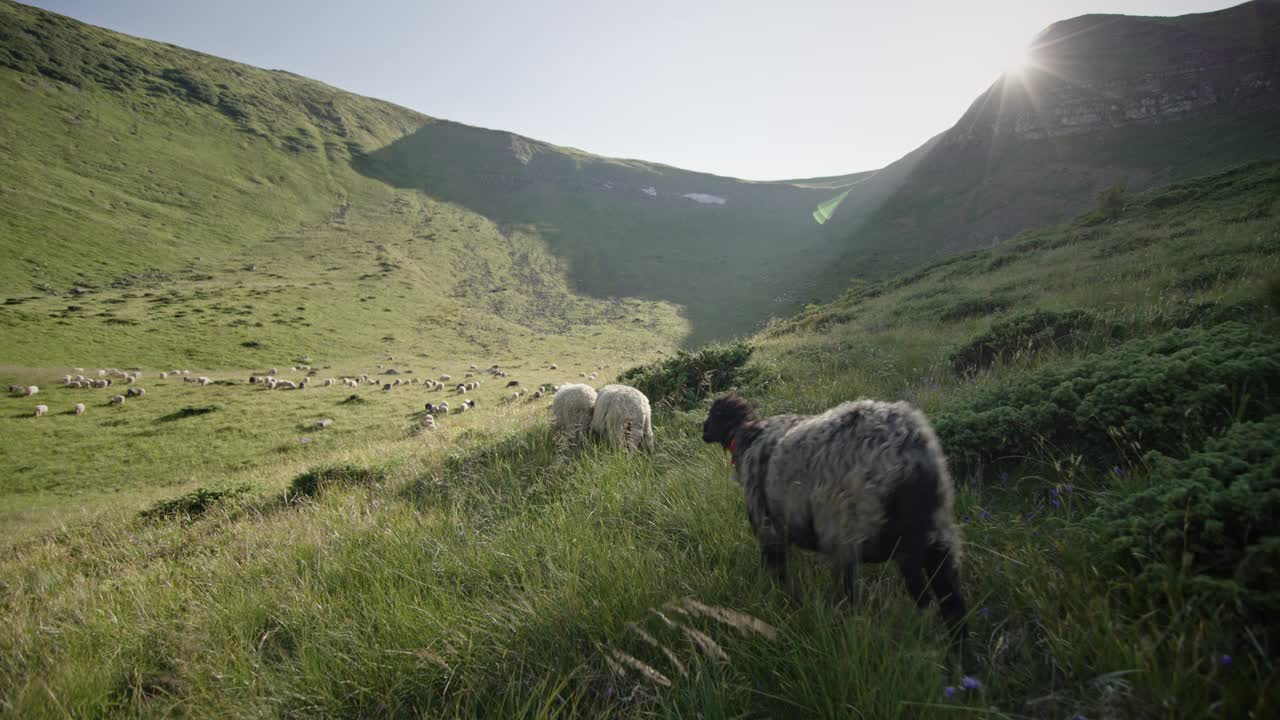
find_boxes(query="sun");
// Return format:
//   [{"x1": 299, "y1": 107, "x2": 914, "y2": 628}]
[{"x1": 1003, "y1": 44, "x2": 1033, "y2": 75}]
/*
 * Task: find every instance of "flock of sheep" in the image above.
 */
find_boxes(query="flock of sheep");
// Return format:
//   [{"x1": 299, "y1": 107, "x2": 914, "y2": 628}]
[{"x1": 11, "y1": 359, "x2": 970, "y2": 665}]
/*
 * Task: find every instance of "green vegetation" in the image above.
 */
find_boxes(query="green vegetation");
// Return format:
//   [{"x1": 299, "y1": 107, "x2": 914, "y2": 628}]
[
  {"x1": 615, "y1": 342, "x2": 755, "y2": 411},
  {"x1": 2, "y1": 2, "x2": 1280, "y2": 717},
  {"x1": 3, "y1": 154, "x2": 1277, "y2": 717},
  {"x1": 1102, "y1": 415, "x2": 1280, "y2": 618}
]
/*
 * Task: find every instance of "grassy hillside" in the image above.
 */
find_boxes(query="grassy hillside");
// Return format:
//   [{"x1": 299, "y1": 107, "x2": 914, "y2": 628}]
[
  {"x1": 2, "y1": 160, "x2": 1276, "y2": 717},
  {"x1": 0, "y1": 0, "x2": 862, "y2": 354}
]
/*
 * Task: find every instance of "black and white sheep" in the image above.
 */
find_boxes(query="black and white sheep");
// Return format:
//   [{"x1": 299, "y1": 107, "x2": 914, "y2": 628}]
[{"x1": 701, "y1": 393, "x2": 968, "y2": 653}]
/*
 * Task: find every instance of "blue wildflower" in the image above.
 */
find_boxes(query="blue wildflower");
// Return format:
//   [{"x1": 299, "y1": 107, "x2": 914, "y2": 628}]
[
  {"x1": 943, "y1": 686, "x2": 956, "y2": 699},
  {"x1": 1220, "y1": 654, "x2": 1232, "y2": 666},
  {"x1": 979, "y1": 606, "x2": 991, "y2": 618},
  {"x1": 1112, "y1": 466, "x2": 1123, "y2": 476},
  {"x1": 1050, "y1": 498, "x2": 1060, "y2": 509},
  {"x1": 981, "y1": 510, "x2": 991, "y2": 520},
  {"x1": 962, "y1": 676, "x2": 983, "y2": 691},
  {"x1": 1051, "y1": 487, "x2": 1059, "y2": 497},
  {"x1": 1064, "y1": 483, "x2": 1074, "y2": 494}
]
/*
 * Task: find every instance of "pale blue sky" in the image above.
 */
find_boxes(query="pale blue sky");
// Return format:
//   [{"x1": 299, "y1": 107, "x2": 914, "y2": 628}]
[{"x1": 30, "y1": 0, "x2": 1241, "y2": 179}]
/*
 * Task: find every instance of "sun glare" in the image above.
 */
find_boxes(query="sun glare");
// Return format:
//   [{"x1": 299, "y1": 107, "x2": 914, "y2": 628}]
[{"x1": 1004, "y1": 44, "x2": 1033, "y2": 75}]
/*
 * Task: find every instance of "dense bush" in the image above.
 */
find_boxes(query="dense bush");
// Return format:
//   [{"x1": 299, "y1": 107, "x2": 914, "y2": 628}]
[
  {"x1": 139, "y1": 484, "x2": 251, "y2": 520},
  {"x1": 1101, "y1": 416, "x2": 1280, "y2": 618},
  {"x1": 289, "y1": 464, "x2": 387, "y2": 499},
  {"x1": 617, "y1": 342, "x2": 754, "y2": 410},
  {"x1": 947, "y1": 308, "x2": 1112, "y2": 373},
  {"x1": 935, "y1": 323, "x2": 1280, "y2": 477}
]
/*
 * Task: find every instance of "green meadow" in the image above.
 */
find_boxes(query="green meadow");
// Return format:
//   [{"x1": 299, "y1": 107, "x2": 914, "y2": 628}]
[{"x1": 2, "y1": 162, "x2": 1277, "y2": 717}]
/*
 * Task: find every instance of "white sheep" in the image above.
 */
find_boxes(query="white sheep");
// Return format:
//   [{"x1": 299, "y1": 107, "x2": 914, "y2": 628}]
[
  {"x1": 438, "y1": 401, "x2": 449, "y2": 414},
  {"x1": 315, "y1": 418, "x2": 334, "y2": 429},
  {"x1": 110, "y1": 395, "x2": 125, "y2": 405},
  {"x1": 324, "y1": 378, "x2": 335, "y2": 386},
  {"x1": 160, "y1": 372, "x2": 169, "y2": 380},
  {"x1": 25, "y1": 385, "x2": 38, "y2": 397},
  {"x1": 74, "y1": 403, "x2": 86, "y2": 416},
  {"x1": 439, "y1": 374, "x2": 452, "y2": 381},
  {"x1": 34, "y1": 404, "x2": 48, "y2": 417},
  {"x1": 551, "y1": 384, "x2": 598, "y2": 442},
  {"x1": 590, "y1": 384, "x2": 654, "y2": 451},
  {"x1": 421, "y1": 414, "x2": 436, "y2": 429},
  {"x1": 198, "y1": 377, "x2": 212, "y2": 386}
]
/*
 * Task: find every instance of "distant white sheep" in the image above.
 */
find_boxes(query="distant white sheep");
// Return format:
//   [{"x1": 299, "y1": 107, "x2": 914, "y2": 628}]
[
  {"x1": 315, "y1": 419, "x2": 334, "y2": 429},
  {"x1": 590, "y1": 384, "x2": 654, "y2": 451},
  {"x1": 198, "y1": 377, "x2": 212, "y2": 386},
  {"x1": 74, "y1": 403, "x2": 85, "y2": 416},
  {"x1": 160, "y1": 372, "x2": 169, "y2": 380},
  {"x1": 25, "y1": 385, "x2": 38, "y2": 397},
  {"x1": 110, "y1": 395, "x2": 125, "y2": 405},
  {"x1": 34, "y1": 404, "x2": 48, "y2": 417},
  {"x1": 324, "y1": 378, "x2": 335, "y2": 387}
]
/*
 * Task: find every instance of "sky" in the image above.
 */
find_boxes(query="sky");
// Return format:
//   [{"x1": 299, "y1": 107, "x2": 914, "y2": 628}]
[{"x1": 29, "y1": 0, "x2": 1243, "y2": 180}]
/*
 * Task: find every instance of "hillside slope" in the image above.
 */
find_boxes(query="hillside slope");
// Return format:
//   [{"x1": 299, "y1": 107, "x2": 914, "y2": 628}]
[
  {"x1": 2, "y1": 160, "x2": 1275, "y2": 718},
  {"x1": 815, "y1": 0, "x2": 1280, "y2": 286},
  {"x1": 0, "y1": 0, "x2": 860, "y2": 359}
]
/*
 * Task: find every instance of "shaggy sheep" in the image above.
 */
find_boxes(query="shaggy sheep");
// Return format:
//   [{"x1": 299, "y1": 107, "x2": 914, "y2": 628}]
[
  {"x1": 74, "y1": 403, "x2": 85, "y2": 416},
  {"x1": 590, "y1": 384, "x2": 654, "y2": 451},
  {"x1": 701, "y1": 393, "x2": 968, "y2": 657},
  {"x1": 34, "y1": 404, "x2": 48, "y2": 417},
  {"x1": 550, "y1": 384, "x2": 597, "y2": 442},
  {"x1": 438, "y1": 401, "x2": 449, "y2": 414},
  {"x1": 110, "y1": 395, "x2": 125, "y2": 405},
  {"x1": 25, "y1": 385, "x2": 38, "y2": 397}
]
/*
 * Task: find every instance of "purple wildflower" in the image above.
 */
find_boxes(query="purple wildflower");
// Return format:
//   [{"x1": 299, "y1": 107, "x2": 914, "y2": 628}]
[
  {"x1": 943, "y1": 686, "x2": 956, "y2": 699},
  {"x1": 963, "y1": 515, "x2": 971, "y2": 523},
  {"x1": 962, "y1": 676, "x2": 983, "y2": 691},
  {"x1": 1051, "y1": 487, "x2": 1059, "y2": 497},
  {"x1": 1220, "y1": 654, "x2": 1232, "y2": 666},
  {"x1": 1064, "y1": 483, "x2": 1074, "y2": 494},
  {"x1": 981, "y1": 510, "x2": 991, "y2": 520},
  {"x1": 1112, "y1": 466, "x2": 1123, "y2": 476},
  {"x1": 1050, "y1": 498, "x2": 1060, "y2": 509},
  {"x1": 979, "y1": 606, "x2": 991, "y2": 618}
]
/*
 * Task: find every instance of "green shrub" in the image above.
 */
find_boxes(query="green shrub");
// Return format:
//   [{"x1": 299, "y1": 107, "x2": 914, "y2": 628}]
[
  {"x1": 1100, "y1": 416, "x2": 1280, "y2": 617},
  {"x1": 947, "y1": 309, "x2": 1112, "y2": 373},
  {"x1": 617, "y1": 342, "x2": 754, "y2": 410},
  {"x1": 935, "y1": 323, "x2": 1280, "y2": 477},
  {"x1": 288, "y1": 464, "x2": 387, "y2": 499},
  {"x1": 139, "y1": 484, "x2": 251, "y2": 520},
  {"x1": 1082, "y1": 183, "x2": 1128, "y2": 225}
]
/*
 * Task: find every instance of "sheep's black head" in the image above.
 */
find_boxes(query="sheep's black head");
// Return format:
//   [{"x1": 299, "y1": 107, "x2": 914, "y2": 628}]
[{"x1": 703, "y1": 393, "x2": 755, "y2": 448}]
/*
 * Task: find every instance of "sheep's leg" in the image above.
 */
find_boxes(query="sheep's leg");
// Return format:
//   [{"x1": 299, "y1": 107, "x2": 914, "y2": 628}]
[
  {"x1": 831, "y1": 546, "x2": 860, "y2": 608},
  {"x1": 761, "y1": 541, "x2": 787, "y2": 585},
  {"x1": 924, "y1": 541, "x2": 972, "y2": 669},
  {"x1": 895, "y1": 547, "x2": 932, "y2": 610}
]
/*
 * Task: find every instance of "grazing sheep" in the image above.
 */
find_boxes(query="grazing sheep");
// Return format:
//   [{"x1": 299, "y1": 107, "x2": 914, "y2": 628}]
[
  {"x1": 465, "y1": 399, "x2": 476, "y2": 408},
  {"x1": 74, "y1": 403, "x2": 85, "y2": 416},
  {"x1": 421, "y1": 414, "x2": 436, "y2": 429},
  {"x1": 590, "y1": 384, "x2": 654, "y2": 451},
  {"x1": 455, "y1": 404, "x2": 468, "y2": 414},
  {"x1": 324, "y1": 378, "x2": 335, "y2": 387},
  {"x1": 551, "y1": 384, "x2": 597, "y2": 442},
  {"x1": 457, "y1": 384, "x2": 467, "y2": 394},
  {"x1": 506, "y1": 380, "x2": 520, "y2": 388},
  {"x1": 126, "y1": 387, "x2": 146, "y2": 398},
  {"x1": 62, "y1": 375, "x2": 71, "y2": 384},
  {"x1": 160, "y1": 372, "x2": 169, "y2": 380},
  {"x1": 425, "y1": 402, "x2": 436, "y2": 413},
  {"x1": 277, "y1": 380, "x2": 298, "y2": 390},
  {"x1": 315, "y1": 419, "x2": 334, "y2": 429},
  {"x1": 439, "y1": 374, "x2": 452, "y2": 382},
  {"x1": 198, "y1": 377, "x2": 212, "y2": 386},
  {"x1": 383, "y1": 383, "x2": 393, "y2": 391},
  {"x1": 268, "y1": 368, "x2": 278, "y2": 375},
  {"x1": 550, "y1": 363, "x2": 558, "y2": 369},
  {"x1": 25, "y1": 386, "x2": 38, "y2": 397},
  {"x1": 110, "y1": 395, "x2": 125, "y2": 405},
  {"x1": 701, "y1": 393, "x2": 968, "y2": 658},
  {"x1": 34, "y1": 404, "x2": 48, "y2": 417},
  {"x1": 438, "y1": 401, "x2": 449, "y2": 414}
]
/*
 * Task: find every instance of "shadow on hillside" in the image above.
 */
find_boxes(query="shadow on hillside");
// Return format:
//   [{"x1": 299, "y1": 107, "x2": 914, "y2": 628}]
[{"x1": 350, "y1": 121, "x2": 852, "y2": 347}]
